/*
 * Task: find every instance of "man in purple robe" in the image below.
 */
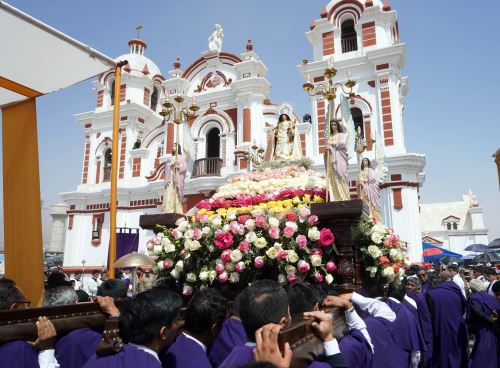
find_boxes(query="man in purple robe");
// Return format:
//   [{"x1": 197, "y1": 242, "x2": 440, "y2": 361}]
[
  {"x1": 83, "y1": 288, "x2": 183, "y2": 368},
  {"x1": 220, "y1": 280, "x2": 348, "y2": 368},
  {"x1": 0, "y1": 278, "x2": 59, "y2": 368},
  {"x1": 417, "y1": 268, "x2": 430, "y2": 292},
  {"x1": 162, "y1": 288, "x2": 228, "y2": 368},
  {"x1": 428, "y1": 272, "x2": 468, "y2": 368},
  {"x1": 467, "y1": 279, "x2": 500, "y2": 368},
  {"x1": 406, "y1": 276, "x2": 433, "y2": 368}
]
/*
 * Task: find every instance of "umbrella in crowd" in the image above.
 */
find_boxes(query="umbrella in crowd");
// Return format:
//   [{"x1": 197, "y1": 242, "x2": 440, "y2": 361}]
[
  {"x1": 464, "y1": 243, "x2": 489, "y2": 252},
  {"x1": 488, "y1": 238, "x2": 500, "y2": 249},
  {"x1": 422, "y1": 242, "x2": 463, "y2": 263},
  {"x1": 473, "y1": 252, "x2": 500, "y2": 263}
]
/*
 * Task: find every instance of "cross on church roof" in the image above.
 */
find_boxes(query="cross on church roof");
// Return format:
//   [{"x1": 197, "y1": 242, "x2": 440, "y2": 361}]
[{"x1": 135, "y1": 24, "x2": 143, "y2": 38}]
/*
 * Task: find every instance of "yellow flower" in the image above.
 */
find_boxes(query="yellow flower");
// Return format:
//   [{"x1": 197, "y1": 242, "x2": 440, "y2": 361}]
[
  {"x1": 292, "y1": 196, "x2": 301, "y2": 204},
  {"x1": 206, "y1": 211, "x2": 215, "y2": 217},
  {"x1": 303, "y1": 194, "x2": 311, "y2": 202},
  {"x1": 313, "y1": 195, "x2": 324, "y2": 203}
]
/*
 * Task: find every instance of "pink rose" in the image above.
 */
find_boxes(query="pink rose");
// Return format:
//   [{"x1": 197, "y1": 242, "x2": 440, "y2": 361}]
[
  {"x1": 283, "y1": 226, "x2": 295, "y2": 238},
  {"x1": 254, "y1": 256, "x2": 265, "y2": 269},
  {"x1": 146, "y1": 241, "x2": 154, "y2": 250},
  {"x1": 326, "y1": 261, "x2": 337, "y2": 273},
  {"x1": 298, "y1": 207, "x2": 311, "y2": 219},
  {"x1": 192, "y1": 228, "x2": 202, "y2": 241},
  {"x1": 215, "y1": 232, "x2": 234, "y2": 250},
  {"x1": 297, "y1": 260, "x2": 311, "y2": 274},
  {"x1": 238, "y1": 241, "x2": 250, "y2": 253},
  {"x1": 277, "y1": 250, "x2": 288, "y2": 262},
  {"x1": 317, "y1": 228, "x2": 334, "y2": 247},
  {"x1": 308, "y1": 215, "x2": 319, "y2": 226},
  {"x1": 268, "y1": 227, "x2": 280, "y2": 239},
  {"x1": 154, "y1": 237, "x2": 161, "y2": 245},
  {"x1": 179, "y1": 249, "x2": 186, "y2": 258},
  {"x1": 163, "y1": 259, "x2": 174, "y2": 269},
  {"x1": 310, "y1": 248, "x2": 323, "y2": 256},
  {"x1": 199, "y1": 214, "x2": 209, "y2": 224},
  {"x1": 235, "y1": 261, "x2": 246, "y2": 273},
  {"x1": 287, "y1": 212, "x2": 297, "y2": 222},
  {"x1": 172, "y1": 229, "x2": 182, "y2": 240},
  {"x1": 287, "y1": 274, "x2": 299, "y2": 284},
  {"x1": 255, "y1": 216, "x2": 267, "y2": 228},
  {"x1": 218, "y1": 271, "x2": 229, "y2": 283},
  {"x1": 238, "y1": 215, "x2": 251, "y2": 224},
  {"x1": 215, "y1": 263, "x2": 225, "y2": 274},
  {"x1": 229, "y1": 221, "x2": 240, "y2": 235},
  {"x1": 221, "y1": 250, "x2": 232, "y2": 263},
  {"x1": 296, "y1": 235, "x2": 308, "y2": 249},
  {"x1": 182, "y1": 285, "x2": 193, "y2": 296},
  {"x1": 314, "y1": 273, "x2": 324, "y2": 283}
]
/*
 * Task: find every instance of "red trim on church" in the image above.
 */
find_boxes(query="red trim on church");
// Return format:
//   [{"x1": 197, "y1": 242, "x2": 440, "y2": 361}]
[
  {"x1": 362, "y1": 22, "x2": 377, "y2": 47},
  {"x1": 132, "y1": 157, "x2": 141, "y2": 177},
  {"x1": 143, "y1": 87, "x2": 150, "y2": 106},
  {"x1": 380, "y1": 90, "x2": 394, "y2": 146},
  {"x1": 317, "y1": 100, "x2": 326, "y2": 153},
  {"x1": 96, "y1": 90, "x2": 103, "y2": 107},
  {"x1": 82, "y1": 141, "x2": 90, "y2": 184},
  {"x1": 322, "y1": 32, "x2": 335, "y2": 56}
]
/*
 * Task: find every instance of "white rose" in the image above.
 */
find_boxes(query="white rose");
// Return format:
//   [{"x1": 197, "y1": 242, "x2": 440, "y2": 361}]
[
  {"x1": 285, "y1": 221, "x2": 298, "y2": 231},
  {"x1": 153, "y1": 244, "x2": 163, "y2": 255},
  {"x1": 310, "y1": 254, "x2": 322, "y2": 267},
  {"x1": 254, "y1": 237, "x2": 268, "y2": 249},
  {"x1": 382, "y1": 266, "x2": 395, "y2": 280},
  {"x1": 170, "y1": 269, "x2": 180, "y2": 279},
  {"x1": 199, "y1": 271, "x2": 209, "y2": 282},
  {"x1": 245, "y1": 219, "x2": 256, "y2": 230},
  {"x1": 161, "y1": 237, "x2": 171, "y2": 247},
  {"x1": 229, "y1": 272, "x2": 240, "y2": 284},
  {"x1": 325, "y1": 274, "x2": 334, "y2": 285},
  {"x1": 184, "y1": 229, "x2": 194, "y2": 239},
  {"x1": 285, "y1": 265, "x2": 296, "y2": 275},
  {"x1": 227, "y1": 210, "x2": 237, "y2": 221},
  {"x1": 278, "y1": 274, "x2": 287, "y2": 284},
  {"x1": 212, "y1": 217, "x2": 222, "y2": 228},
  {"x1": 308, "y1": 227, "x2": 320, "y2": 241},
  {"x1": 230, "y1": 249, "x2": 243, "y2": 263},
  {"x1": 163, "y1": 241, "x2": 175, "y2": 253},
  {"x1": 367, "y1": 245, "x2": 382, "y2": 259},
  {"x1": 189, "y1": 240, "x2": 201, "y2": 252},
  {"x1": 286, "y1": 250, "x2": 299, "y2": 264},
  {"x1": 175, "y1": 260, "x2": 184, "y2": 272},
  {"x1": 225, "y1": 262, "x2": 235, "y2": 272},
  {"x1": 202, "y1": 226, "x2": 211, "y2": 235},
  {"x1": 223, "y1": 224, "x2": 230, "y2": 232},
  {"x1": 208, "y1": 270, "x2": 217, "y2": 282},
  {"x1": 371, "y1": 232, "x2": 383, "y2": 244},
  {"x1": 245, "y1": 231, "x2": 257, "y2": 243},
  {"x1": 404, "y1": 258, "x2": 412, "y2": 267},
  {"x1": 157, "y1": 260, "x2": 165, "y2": 270},
  {"x1": 186, "y1": 272, "x2": 197, "y2": 283},
  {"x1": 372, "y1": 223, "x2": 387, "y2": 234},
  {"x1": 268, "y1": 217, "x2": 280, "y2": 228},
  {"x1": 389, "y1": 248, "x2": 398, "y2": 259},
  {"x1": 266, "y1": 246, "x2": 279, "y2": 259}
]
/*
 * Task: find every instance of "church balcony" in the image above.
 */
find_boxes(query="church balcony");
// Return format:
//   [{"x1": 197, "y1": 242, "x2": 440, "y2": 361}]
[
  {"x1": 103, "y1": 166, "x2": 111, "y2": 182},
  {"x1": 191, "y1": 158, "x2": 223, "y2": 178},
  {"x1": 341, "y1": 36, "x2": 358, "y2": 53}
]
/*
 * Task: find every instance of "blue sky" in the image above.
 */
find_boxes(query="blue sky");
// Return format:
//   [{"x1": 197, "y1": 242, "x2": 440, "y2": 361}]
[{"x1": 3, "y1": 0, "x2": 500, "y2": 246}]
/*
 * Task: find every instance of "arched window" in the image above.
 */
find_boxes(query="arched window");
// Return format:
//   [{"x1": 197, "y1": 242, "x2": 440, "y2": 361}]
[
  {"x1": 109, "y1": 78, "x2": 115, "y2": 106},
  {"x1": 452, "y1": 222, "x2": 458, "y2": 230},
  {"x1": 341, "y1": 19, "x2": 358, "y2": 53},
  {"x1": 103, "y1": 149, "x2": 112, "y2": 182},
  {"x1": 447, "y1": 223, "x2": 452, "y2": 230},
  {"x1": 150, "y1": 87, "x2": 159, "y2": 111},
  {"x1": 350, "y1": 107, "x2": 364, "y2": 137},
  {"x1": 206, "y1": 127, "x2": 220, "y2": 158}
]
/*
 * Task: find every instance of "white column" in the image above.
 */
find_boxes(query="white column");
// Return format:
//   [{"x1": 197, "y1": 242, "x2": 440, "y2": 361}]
[{"x1": 47, "y1": 203, "x2": 70, "y2": 255}]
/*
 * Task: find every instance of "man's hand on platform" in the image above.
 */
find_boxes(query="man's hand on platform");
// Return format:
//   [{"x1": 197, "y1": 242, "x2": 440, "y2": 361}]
[
  {"x1": 96, "y1": 296, "x2": 120, "y2": 318},
  {"x1": 29, "y1": 316, "x2": 57, "y2": 351},
  {"x1": 253, "y1": 323, "x2": 292, "y2": 368},
  {"x1": 323, "y1": 295, "x2": 353, "y2": 310},
  {"x1": 303, "y1": 310, "x2": 334, "y2": 342}
]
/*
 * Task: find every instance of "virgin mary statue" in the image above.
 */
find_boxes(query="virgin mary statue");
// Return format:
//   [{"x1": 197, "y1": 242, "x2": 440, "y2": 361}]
[
  {"x1": 162, "y1": 143, "x2": 187, "y2": 214},
  {"x1": 264, "y1": 113, "x2": 302, "y2": 161}
]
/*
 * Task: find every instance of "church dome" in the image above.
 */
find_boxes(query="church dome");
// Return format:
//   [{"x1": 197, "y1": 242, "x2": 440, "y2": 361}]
[{"x1": 115, "y1": 38, "x2": 162, "y2": 78}]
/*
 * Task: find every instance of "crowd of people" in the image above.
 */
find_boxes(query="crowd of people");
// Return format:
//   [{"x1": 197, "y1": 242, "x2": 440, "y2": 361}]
[{"x1": 0, "y1": 262, "x2": 499, "y2": 368}]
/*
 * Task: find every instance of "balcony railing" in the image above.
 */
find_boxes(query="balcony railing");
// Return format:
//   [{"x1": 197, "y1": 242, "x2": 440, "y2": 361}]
[
  {"x1": 341, "y1": 36, "x2": 358, "y2": 53},
  {"x1": 191, "y1": 158, "x2": 223, "y2": 178},
  {"x1": 103, "y1": 166, "x2": 111, "y2": 182}
]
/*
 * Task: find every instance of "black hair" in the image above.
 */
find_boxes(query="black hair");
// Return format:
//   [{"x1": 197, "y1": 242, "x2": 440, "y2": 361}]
[
  {"x1": 387, "y1": 281, "x2": 407, "y2": 302},
  {"x1": 287, "y1": 283, "x2": 321, "y2": 318},
  {"x1": 97, "y1": 279, "x2": 129, "y2": 299},
  {"x1": 492, "y1": 281, "x2": 500, "y2": 293},
  {"x1": 184, "y1": 288, "x2": 228, "y2": 335},
  {"x1": 278, "y1": 114, "x2": 291, "y2": 123},
  {"x1": 360, "y1": 158, "x2": 371, "y2": 170},
  {"x1": 46, "y1": 272, "x2": 72, "y2": 288},
  {"x1": 473, "y1": 266, "x2": 484, "y2": 274},
  {"x1": 76, "y1": 289, "x2": 91, "y2": 303},
  {"x1": 484, "y1": 267, "x2": 496, "y2": 276},
  {"x1": 239, "y1": 280, "x2": 289, "y2": 342},
  {"x1": 427, "y1": 274, "x2": 440, "y2": 288},
  {"x1": 172, "y1": 143, "x2": 182, "y2": 155},
  {"x1": 0, "y1": 278, "x2": 24, "y2": 310},
  {"x1": 119, "y1": 288, "x2": 182, "y2": 345},
  {"x1": 329, "y1": 119, "x2": 344, "y2": 134},
  {"x1": 448, "y1": 264, "x2": 459, "y2": 273},
  {"x1": 91, "y1": 269, "x2": 100, "y2": 276}
]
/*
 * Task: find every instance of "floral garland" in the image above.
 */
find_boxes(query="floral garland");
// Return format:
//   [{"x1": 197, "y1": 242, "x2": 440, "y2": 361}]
[
  {"x1": 148, "y1": 199, "x2": 337, "y2": 295},
  {"x1": 358, "y1": 222, "x2": 411, "y2": 283},
  {"x1": 227, "y1": 166, "x2": 318, "y2": 184}
]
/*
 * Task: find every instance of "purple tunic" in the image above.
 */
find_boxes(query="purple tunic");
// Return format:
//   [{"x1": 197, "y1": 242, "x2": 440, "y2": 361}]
[
  {"x1": 386, "y1": 298, "x2": 426, "y2": 367},
  {"x1": 338, "y1": 328, "x2": 373, "y2": 368},
  {"x1": 162, "y1": 333, "x2": 211, "y2": 368},
  {"x1": 363, "y1": 316, "x2": 397, "y2": 368},
  {"x1": 83, "y1": 343, "x2": 161, "y2": 368},
  {"x1": 208, "y1": 318, "x2": 246, "y2": 367},
  {"x1": 55, "y1": 328, "x2": 101, "y2": 368},
  {"x1": 407, "y1": 291, "x2": 433, "y2": 367},
  {"x1": 0, "y1": 340, "x2": 38, "y2": 368},
  {"x1": 428, "y1": 281, "x2": 468, "y2": 368},
  {"x1": 467, "y1": 291, "x2": 500, "y2": 368}
]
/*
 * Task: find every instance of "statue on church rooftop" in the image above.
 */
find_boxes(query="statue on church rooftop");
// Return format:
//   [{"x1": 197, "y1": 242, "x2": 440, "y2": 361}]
[
  {"x1": 264, "y1": 106, "x2": 302, "y2": 162},
  {"x1": 208, "y1": 24, "x2": 224, "y2": 52}
]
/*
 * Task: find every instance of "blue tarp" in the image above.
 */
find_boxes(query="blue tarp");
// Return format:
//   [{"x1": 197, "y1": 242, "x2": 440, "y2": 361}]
[{"x1": 422, "y1": 242, "x2": 463, "y2": 263}]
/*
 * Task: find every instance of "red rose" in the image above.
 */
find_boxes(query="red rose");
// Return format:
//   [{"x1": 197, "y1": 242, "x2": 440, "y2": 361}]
[
  {"x1": 238, "y1": 215, "x2": 251, "y2": 224},
  {"x1": 287, "y1": 212, "x2": 297, "y2": 222},
  {"x1": 215, "y1": 232, "x2": 234, "y2": 250},
  {"x1": 392, "y1": 263, "x2": 400, "y2": 273},
  {"x1": 378, "y1": 256, "x2": 389, "y2": 266},
  {"x1": 310, "y1": 248, "x2": 324, "y2": 256},
  {"x1": 317, "y1": 228, "x2": 334, "y2": 247}
]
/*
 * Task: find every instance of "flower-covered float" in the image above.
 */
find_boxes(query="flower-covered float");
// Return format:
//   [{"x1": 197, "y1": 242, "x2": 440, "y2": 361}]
[{"x1": 147, "y1": 160, "x2": 411, "y2": 295}]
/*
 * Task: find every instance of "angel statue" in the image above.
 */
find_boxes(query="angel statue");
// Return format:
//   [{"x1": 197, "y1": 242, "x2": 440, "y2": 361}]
[
  {"x1": 354, "y1": 125, "x2": 366, "y2": 164},
  {"x1": 208, "y1": 24, "x2": 224, "y2": 52},
  {"x1": 324, "y1": 96, "x2": 355, "y2": 202},
  {"x1": 264, "y1": 105, "x2": 302, "y2": 161},
  {"x1": 357, "y1": 138, "x2": 388, "y2": 223}
]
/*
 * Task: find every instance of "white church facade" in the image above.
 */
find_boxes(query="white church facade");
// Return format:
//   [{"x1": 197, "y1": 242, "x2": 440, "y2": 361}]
[{"x1": 51, "y1": 0, "x2": 427, "y2": 271}]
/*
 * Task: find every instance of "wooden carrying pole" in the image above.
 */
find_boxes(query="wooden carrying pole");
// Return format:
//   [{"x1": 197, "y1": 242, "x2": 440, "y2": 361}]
[{"x1": 108, "y1": 61, "x2": 127, "y2": 279}]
